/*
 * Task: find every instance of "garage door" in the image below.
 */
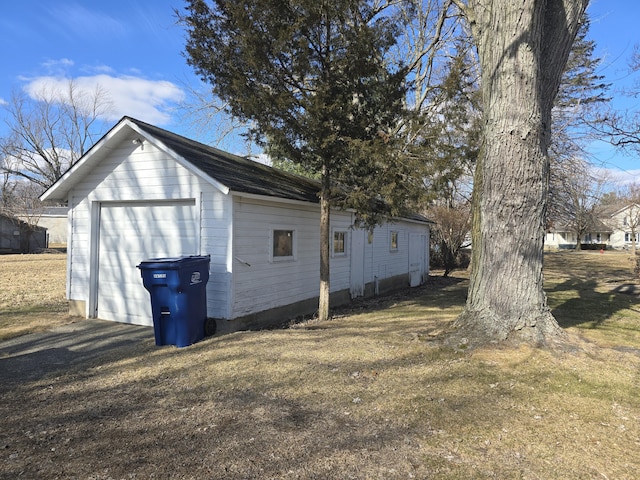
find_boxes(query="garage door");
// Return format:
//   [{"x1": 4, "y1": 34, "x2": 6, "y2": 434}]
[{"x1": 97, "y1": 201, "x2": 198, "y2": 325}]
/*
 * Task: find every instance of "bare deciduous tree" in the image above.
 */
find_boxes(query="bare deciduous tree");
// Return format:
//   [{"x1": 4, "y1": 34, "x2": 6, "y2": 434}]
[
  {"x1": 549, "y1": 157, "x2": 609, "y2": 250},
  {"x1": 0, "y1": 79, "x2": 112, "y2": 194},
  {"x1": 428, "y1": 202, "x2": 471, "y2": 276},
  {"x1": 591, "y1": 45, "x2": 640, "y2": 155},
  {"x1": 175, "y1": 81, "x2": 262, "y2": 156}
]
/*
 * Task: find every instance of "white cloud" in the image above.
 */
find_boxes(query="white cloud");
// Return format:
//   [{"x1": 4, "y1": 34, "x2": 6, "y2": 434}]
[
  {"x1": 0, "y1": 97, "x2": 7, "y2": 106},
  {"x1": 23, "y1": 74, "x2": 185, "y2": 126},
  {"x1": 593, "y1": 166, "x2": 640, "y2": 188},
  {"x1": 82, "y1": 64, "x2": 115, "y2": 75}
]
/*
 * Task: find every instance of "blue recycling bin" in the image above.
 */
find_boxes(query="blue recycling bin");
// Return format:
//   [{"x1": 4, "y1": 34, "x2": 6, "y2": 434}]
[{"x1": 137, "y1": 255, "x2": 211, "y2": 347}]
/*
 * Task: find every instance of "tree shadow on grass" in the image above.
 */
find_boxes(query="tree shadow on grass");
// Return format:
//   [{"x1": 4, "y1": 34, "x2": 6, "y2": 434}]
[{"x1": 548, "y1": 277, "x2": 639, "y2": 329}]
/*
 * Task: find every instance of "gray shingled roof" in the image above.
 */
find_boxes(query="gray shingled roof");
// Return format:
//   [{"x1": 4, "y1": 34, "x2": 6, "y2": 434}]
[
  {"x1": 130, "y1": 117, "x2": 431, "y2": 224},
  {"x1": 129, "y1": 117, "x2": 321, "y2": 204}
]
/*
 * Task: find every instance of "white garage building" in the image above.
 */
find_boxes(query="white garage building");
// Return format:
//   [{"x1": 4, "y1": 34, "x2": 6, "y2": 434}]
[{"x1": 41, "y1": 117, "x2": 431, "y2": 333}]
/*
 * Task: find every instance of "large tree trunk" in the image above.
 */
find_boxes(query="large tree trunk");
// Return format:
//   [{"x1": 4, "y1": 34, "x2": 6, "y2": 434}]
[{"x1": 454, "y1": 0, "x2": 587, "y2": 345}]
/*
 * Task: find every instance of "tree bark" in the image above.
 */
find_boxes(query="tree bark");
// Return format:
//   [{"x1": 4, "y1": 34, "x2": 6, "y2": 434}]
[
  {"x1": 318, "y1": 160, "x2": 331, "y2": 322},
  {"x1": 454, "y1": 0, "x2": 587, "y2": 345}
]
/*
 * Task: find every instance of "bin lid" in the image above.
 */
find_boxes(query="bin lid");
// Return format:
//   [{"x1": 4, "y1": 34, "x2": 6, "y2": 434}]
[{"x1": 137, "y1": 255, "x2": 210, "y2": 270}]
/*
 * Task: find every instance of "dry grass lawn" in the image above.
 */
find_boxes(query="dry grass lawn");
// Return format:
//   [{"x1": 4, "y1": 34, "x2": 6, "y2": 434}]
[
  {"x1": 0, "y1": 253, "x2": 72, "y2": 341},
  {"x1": 1, "y1": 251, "x2": 639, "y2": 479}
]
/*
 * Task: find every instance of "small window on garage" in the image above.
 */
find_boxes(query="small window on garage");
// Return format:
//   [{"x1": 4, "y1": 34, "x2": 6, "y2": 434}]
[
  {"x1": 272, "y1": 229, "x2": 296, "y2": 261},
  {"x1": 390, "y1": 231, "x2": 399, "y2": 251},
  {"x1": 333, "y1": 230, "x2": 347, "y2": 257}
]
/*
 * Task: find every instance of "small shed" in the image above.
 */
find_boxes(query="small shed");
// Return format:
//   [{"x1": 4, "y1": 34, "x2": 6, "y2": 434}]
[
  {"x1": 41, "y1": 117, "x2": 431, "y2": 333},
  {"x1": 17, "y1": 207, "x2": 68, "y2": 247},
  {"x1": 0, "y1": 213, "x2": 48, "y2": 254}
]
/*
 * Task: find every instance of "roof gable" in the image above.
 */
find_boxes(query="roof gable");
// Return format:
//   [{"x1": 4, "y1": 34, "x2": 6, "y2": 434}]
[
  {"x1": 605, "y1": 202, "x2": 640, "y2": 218},
  {"x1": 41, "y1": 116, "x2": 320, "y2": 203}
]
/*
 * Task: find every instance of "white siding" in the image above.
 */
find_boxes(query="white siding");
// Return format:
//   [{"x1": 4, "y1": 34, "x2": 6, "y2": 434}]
[
  {"x1": 67, "y1": 133, "x2": 232, "y2": 320},
  {"x1": 231, "y1": 197, "x2": 320, "y2": 317},
  {"x1": 231, "y1": 196, "x2": 430, "y2": 318},
  {"x1": 368, "y1": 222, "x2": 408, "y2": 280},
  {"x1": 364, "y1": 222, "x2": 430, "y2": 285},
  {"x1": 67, "y1": 195, "x2": 91, "y2": 303},
  {"x1": 610, "y1": 230, "x2": 626, "y2": 249},
  {"x1": 201, "y1": 189, "x2": 233, "y2": 318},
  {"x1": 609, "y1": 207, "x2": 636, "y2": 250}
]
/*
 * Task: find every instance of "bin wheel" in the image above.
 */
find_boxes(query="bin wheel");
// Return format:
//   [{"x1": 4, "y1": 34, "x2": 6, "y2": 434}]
[{"x1": 204, "y1": 318, "x2": 217, "y2": 337}]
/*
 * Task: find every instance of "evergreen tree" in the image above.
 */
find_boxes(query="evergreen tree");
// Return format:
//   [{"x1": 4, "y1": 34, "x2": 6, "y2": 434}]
[
  {"x1": 179, "y1": 0, "x2": 423, "y2": 321},
  {"x1": 420, "y1": 41, "x2": 481, "y2": 203},
  {"x1": 554, "y1": 13, "x2": 610, "y2": 144},
  {"x1": 420, "y1": 43, "x2": 479, "y2": 276}
]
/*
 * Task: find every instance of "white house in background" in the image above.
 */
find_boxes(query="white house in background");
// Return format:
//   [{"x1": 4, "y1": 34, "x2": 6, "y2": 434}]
[
  {"x1": 544, "y1": 219, "x2": 612, "y2": 250},
  {"x1": 544, "y1": 202, "x2": 640, "y2": 251},
  {"x1": 40, "y1": 116, "x2": 431, "y2": 334},
  {"x1": 605, "y1": 203, "x2": 640, "y2": 250}
]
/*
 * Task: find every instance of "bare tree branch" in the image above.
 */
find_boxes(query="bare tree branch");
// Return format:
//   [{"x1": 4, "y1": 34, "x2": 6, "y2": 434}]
[{"x1": 0, "y1": 78, "x2": 112, "y2": 209}]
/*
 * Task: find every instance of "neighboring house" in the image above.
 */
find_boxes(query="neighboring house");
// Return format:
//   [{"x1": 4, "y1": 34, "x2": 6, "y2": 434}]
[
  {"x1": 17, "y1": 207, "x2": 68, "y2": 246},
  {"x1": 604, "y1": 203, "x2": 640, "y2": 250},
  {"x1": 0, "y1": 213, "x2": 47, "y2": 254},
  {"x1": 40, "y1": 116, "x2": 431, "y2": 333},
  {"x1": 544, "y1": 219, "x2": 612, "y2": 250},
  {"x1": 545, "y1": 202, "x2": 640, "y2": 250}
]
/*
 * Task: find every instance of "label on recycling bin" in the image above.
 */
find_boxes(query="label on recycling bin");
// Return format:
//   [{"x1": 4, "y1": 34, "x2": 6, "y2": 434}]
[
  {"x1": 190, "y1": 272, "x2": 202, "y2": 285},
  {"x1": 153, "y1": 273, "x2": 167, "y2": 279}
]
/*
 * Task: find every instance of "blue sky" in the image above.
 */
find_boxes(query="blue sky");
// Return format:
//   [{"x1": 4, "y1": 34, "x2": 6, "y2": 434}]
[
  {"x1": 0, "y1": 1, "x2": 195, "y2": 133},
  {"x1": 586, "y1": 0, "x2": 640, "y2": 185},
  {"x1": 1, "y1": 0, "x2": 639, "y2": 182}
]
